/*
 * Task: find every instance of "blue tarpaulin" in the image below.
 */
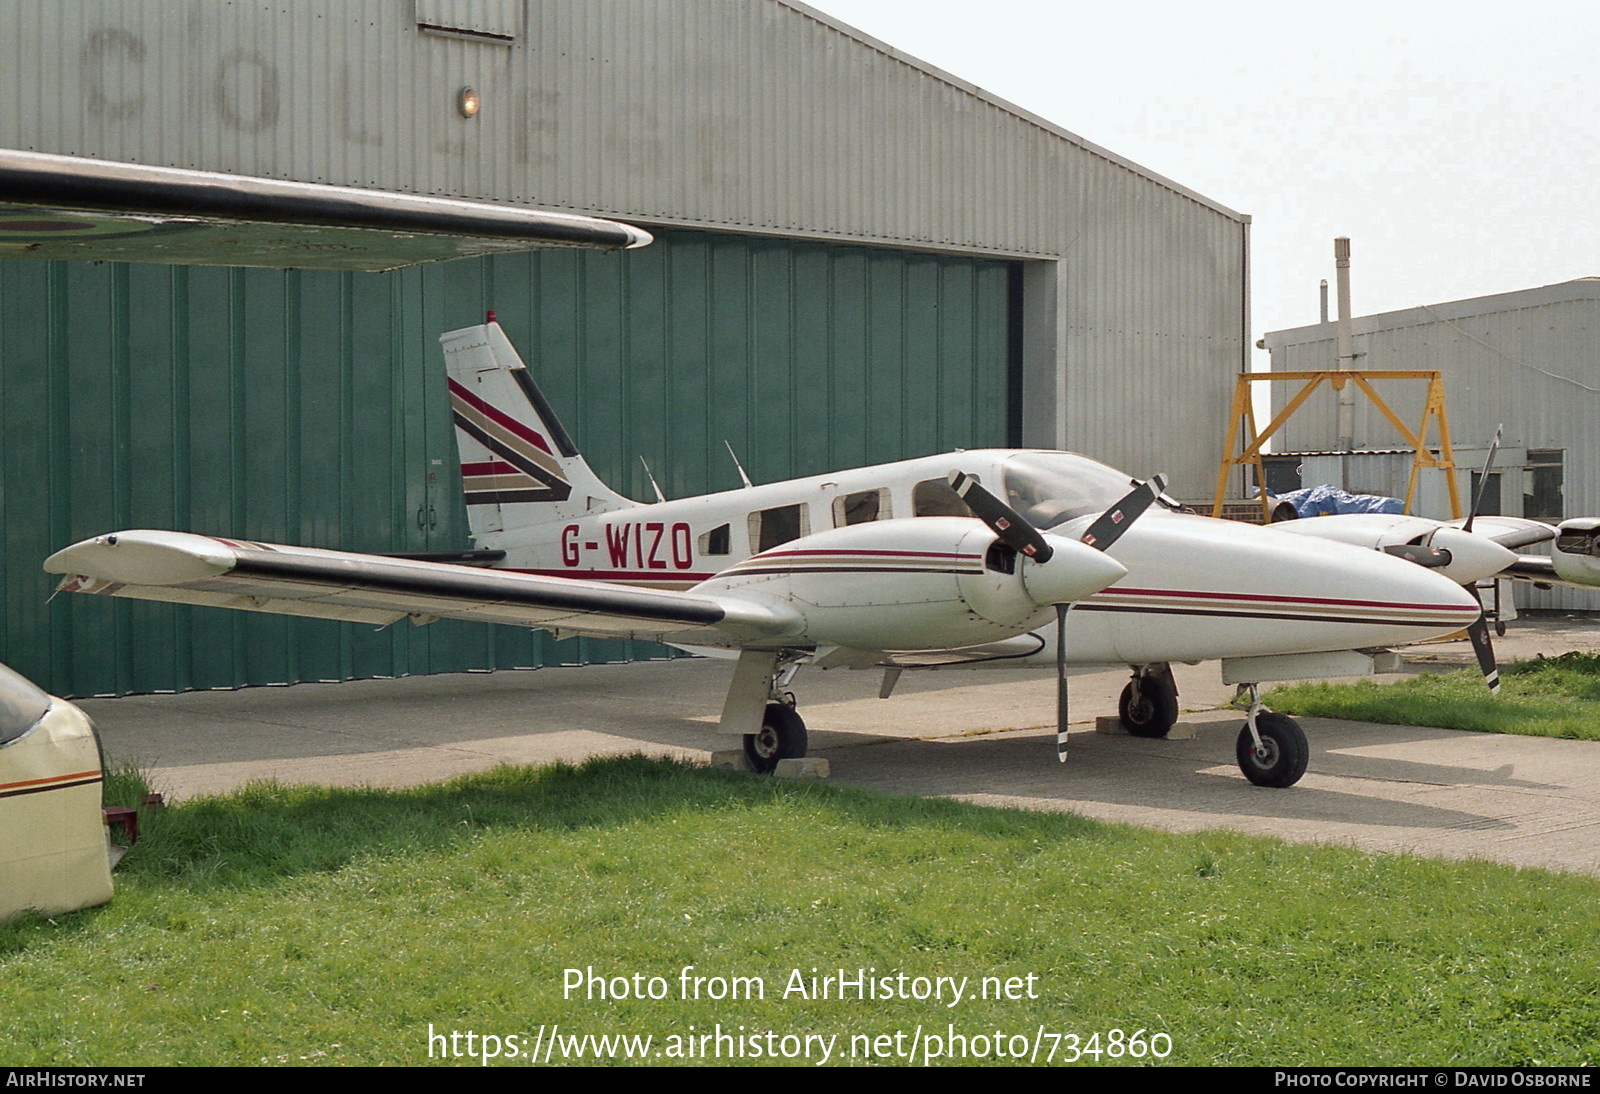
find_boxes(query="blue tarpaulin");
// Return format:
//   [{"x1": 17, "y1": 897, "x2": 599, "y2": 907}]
[{"x1": 1266, "y1": 484, "x2": 1403, "y2": 518}]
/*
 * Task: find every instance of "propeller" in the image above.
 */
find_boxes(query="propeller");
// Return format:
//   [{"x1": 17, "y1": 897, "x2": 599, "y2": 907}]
[
  {"x1": 1462, "y1": 424, "x2": 1504, "y2": 692},
  {"x1": 1468, "y1": 613, "x2": 1500, "y2": 694},
  {"x1": 947, "y1": 470, "x2": 1054, "y2": 562},
  {"x1": 949, "y1": 470, "x2": 1167, "y2": 761}
]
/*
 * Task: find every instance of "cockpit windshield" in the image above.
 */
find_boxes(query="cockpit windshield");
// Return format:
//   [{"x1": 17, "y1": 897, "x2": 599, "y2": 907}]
[
  {"x1": 1001, "y1": 452, "x2": 1170, "y2": 529},
  {"x1": 0, "y1": 661, "x2": 51, "y2": 747}
]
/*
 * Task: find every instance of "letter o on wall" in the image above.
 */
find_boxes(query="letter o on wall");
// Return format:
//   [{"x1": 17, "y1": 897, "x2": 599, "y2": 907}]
[{"x1": 216, "y1": 51, "x2": 280, "y2": 132}]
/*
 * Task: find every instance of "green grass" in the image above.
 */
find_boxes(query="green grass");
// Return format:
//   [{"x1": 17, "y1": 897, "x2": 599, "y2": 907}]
[
  {"x1": 3, "y1": 756, "x2": 1598, "y2": 1066},
  {"x1": 1268, "y1": 652, "x2": 1600, "y2": 740}
]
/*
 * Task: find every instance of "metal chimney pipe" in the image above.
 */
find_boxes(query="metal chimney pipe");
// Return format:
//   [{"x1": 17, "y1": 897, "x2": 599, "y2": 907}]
[{"x1": 1334, "y1": 237, "x2": 1355, "y2": 486}]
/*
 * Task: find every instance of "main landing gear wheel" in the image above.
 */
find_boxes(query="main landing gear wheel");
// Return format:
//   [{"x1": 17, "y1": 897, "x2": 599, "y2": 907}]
[
  {"x1": 1235, "y1": 713, "x2": 1309, "y2": 788},
  {"x1": 744, "y1": 702, "x2": 809, "y2": 774},
  {"x1": 1118, "y1": 675, "x2": 1179, "y2": 738}
]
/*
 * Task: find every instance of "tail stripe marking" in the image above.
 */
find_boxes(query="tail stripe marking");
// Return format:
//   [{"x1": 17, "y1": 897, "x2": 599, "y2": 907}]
[{"x1": 448, "y1": 378, "x2": 572, "y2": 505}]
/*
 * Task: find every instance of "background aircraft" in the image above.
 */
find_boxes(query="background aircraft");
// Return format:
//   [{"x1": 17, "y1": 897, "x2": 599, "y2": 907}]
[
  {"x1": 0, "y1": 660, "x2": 112, "y2": 920},
  {"x1": 47, "y1": 321, "x2": 1484, "y2": 789},
  {"x1": 1263, "y1": 429, "x2": 1600, "y2": 692}
]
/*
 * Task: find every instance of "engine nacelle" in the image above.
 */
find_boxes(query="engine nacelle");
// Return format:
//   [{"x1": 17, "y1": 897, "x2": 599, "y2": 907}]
[
  {"x1": 696, "y1": 518, "x2": 1122, "y2": 651},
  {"x1": 1552, "y1": 518, "x2": 1600, "y2": 588}
]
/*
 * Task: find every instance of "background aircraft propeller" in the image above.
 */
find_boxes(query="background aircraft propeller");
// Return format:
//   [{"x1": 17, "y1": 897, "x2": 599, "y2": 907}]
[
  {"x1": 949, "y1": 470, "x2": 1168, "y2": 760},
  {"x1": 1463, "y1": 425, "x2": 1505, "y2": 693}
]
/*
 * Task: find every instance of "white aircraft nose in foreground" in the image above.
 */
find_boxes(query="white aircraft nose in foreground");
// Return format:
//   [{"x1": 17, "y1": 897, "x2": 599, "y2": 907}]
[{"x1": 46, "y1": 320, "x2": 1481, "y2": 789}]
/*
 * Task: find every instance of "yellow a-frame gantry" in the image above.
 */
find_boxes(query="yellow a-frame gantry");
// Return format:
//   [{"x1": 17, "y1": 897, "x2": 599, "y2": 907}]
[{"x1": 1212, "y1": 370, "x2": 1462, "y2": 522}]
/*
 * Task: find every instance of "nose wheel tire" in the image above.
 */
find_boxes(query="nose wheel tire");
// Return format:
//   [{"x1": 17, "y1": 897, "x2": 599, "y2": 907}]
[
  {"x1": 1118, "y1": 675, "x2": 1179, "y2": 738},
  {"x1": 1235, "y1": 713, "x2": 1309, "y2": 788},
  {"x1": 744, "y1": 703, "x2": 809, "y2": 773}
]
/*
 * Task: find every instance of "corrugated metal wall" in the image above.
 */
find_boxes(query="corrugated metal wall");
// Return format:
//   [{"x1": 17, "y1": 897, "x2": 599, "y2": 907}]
[
  {"x1": 1264, "y1": 280, "x2": 1600, "y2": 609},
  {"x1": 0, "y1": 230, "x2": 1012, "y2": 696},
  {"x1": 0, "y1": 0, "x2": 1247, "y2": 496},
  {"x1": 0, "y1": 1, "x2": 1238, "y2": 255}
]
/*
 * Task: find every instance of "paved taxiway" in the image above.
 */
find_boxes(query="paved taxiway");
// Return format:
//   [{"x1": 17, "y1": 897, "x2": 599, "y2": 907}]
[{"x1": 80, "y1": 617, "x2": 1600, "y2": 876}]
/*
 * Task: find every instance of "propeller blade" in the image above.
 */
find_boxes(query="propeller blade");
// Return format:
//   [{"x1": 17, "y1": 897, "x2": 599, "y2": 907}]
[
  {"x1": 1078, "y1": 474, "x2": 1168, "y2": 552},
  {"x1": 1055, "y1": 604, "x2": 1070, "y2": 763},
  {"x1": 1462, "y1": 424, "x2": 1503, "y2": 534},
  {"x1": 947, "y1": 470, "x2": 1053, "y2": 563},
  {"x1": 1467, "y1": 602, "x2": 1501, "y2": 695}
]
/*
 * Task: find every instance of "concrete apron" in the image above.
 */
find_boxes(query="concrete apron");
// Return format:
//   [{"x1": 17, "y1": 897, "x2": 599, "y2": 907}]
[{"x1": 79, "y1": 617, "x2": 1600, "y2": 877}]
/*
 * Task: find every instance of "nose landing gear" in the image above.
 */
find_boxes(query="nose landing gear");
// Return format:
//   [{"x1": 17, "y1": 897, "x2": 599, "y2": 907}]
[{"x1": 1234, "y1": 684, "x2": 1308, "y2": 788}]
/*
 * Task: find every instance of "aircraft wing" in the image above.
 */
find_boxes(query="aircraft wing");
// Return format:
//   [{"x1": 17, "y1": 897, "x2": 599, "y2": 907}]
[
  {"x1": 44, "y1": 531, "x2": 798, "y2": 648},
  {"x1": 1440, "y1": 515, "x2": 1557, "y2": 551},
  {"x1": 1500, "y1": 555, "x2": 1560, "y2": 585},
  {"x1": 0, "y1": 150, "x2": 651, "y2": 271}
]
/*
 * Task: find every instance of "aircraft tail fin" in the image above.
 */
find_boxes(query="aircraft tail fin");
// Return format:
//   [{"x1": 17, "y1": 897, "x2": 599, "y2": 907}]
[{"x1": 441, "y1": 319, "x2": 633, "y2": 537}]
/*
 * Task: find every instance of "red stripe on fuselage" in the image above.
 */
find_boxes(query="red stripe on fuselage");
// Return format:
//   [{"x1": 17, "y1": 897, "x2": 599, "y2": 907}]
[
  {"x1": 504, "y1": 568, "x2": 720, "y2": 582},
  {"x1": 751, "y1": 548, "x2": 981, "y2": 561},
  {"x1": 1087, "y1": 586, "x2": 1478, "y2": 613}
]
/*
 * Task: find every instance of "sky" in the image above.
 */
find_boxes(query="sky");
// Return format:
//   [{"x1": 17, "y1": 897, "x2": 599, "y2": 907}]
[{"x1": 805, "y1": 0, "x2": 1600, "y2": 362}]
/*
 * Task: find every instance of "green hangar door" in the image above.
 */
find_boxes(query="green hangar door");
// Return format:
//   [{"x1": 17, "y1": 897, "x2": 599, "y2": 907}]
[{"x1": 0, "y1": 229, "x2": 1015, "y2": 697}]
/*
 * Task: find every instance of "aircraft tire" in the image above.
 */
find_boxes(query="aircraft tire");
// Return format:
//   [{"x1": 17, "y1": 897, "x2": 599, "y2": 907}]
[
  {"x1": 1235, "y1": 713, "x2": 1309, "y2": 788},
  {"x1": 744, "y1": 703, "x2": 808, "y2": 774},
  {"x1": 1118, "y1": 675, "x2": 1178, "y2": 738}
]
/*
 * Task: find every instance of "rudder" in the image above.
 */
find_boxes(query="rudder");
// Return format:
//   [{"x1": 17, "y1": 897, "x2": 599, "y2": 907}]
[{"x1": 441, "y1": 319, "x2": 632, "y2": 537}]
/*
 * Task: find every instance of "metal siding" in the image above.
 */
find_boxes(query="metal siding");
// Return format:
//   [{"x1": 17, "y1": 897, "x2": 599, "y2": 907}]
[
  {"x1": 1, "y1": 229, "x2": 1010, "y2": 696},
  {"x1": 415, "y1": 0, "x2": 520, "y2": 41},
  {"x1": 2, "y1": 3, "x2": 1244, "y2": 475}
]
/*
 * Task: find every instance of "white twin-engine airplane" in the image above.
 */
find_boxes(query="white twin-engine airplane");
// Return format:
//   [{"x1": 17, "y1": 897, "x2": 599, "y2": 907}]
[{"x1": 45, "y1": 320, "x2": 1489, "y2": 789}]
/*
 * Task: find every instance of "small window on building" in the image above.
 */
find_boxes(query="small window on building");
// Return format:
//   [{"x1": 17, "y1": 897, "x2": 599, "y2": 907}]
[
  {"x1": 699, "y1": 524, "x2": 731, "y2": 556},
  {"x1": 1525, "y1": 449, "x2": 1564, "y2": 522},
  {"x1": 833, "y1": 488, "x2": 890, "y2": 527},
  {"x1": 748, "y1": 504, "x2": 808, "y2": 553},
  {"x1": 912, "y1": 477, "x2": 975, "y2": 518}
]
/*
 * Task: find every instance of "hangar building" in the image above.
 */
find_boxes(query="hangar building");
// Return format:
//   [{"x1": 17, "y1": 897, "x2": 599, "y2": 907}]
[
  {"x1": 1263, "y1": 278, "x2": 1599, "y2": 611},
  {"x1": 0, "y1": 1, "x2": 1250, "y2": 696}
]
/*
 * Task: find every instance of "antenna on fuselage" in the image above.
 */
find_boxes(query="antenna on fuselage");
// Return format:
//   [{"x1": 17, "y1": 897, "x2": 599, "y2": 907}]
[
  {"x1": 639, "y1": 456, "x2": 667, "y2": 503},
  {"x1": 724, "y1": 440, "x2": 754, "y2": 489}
]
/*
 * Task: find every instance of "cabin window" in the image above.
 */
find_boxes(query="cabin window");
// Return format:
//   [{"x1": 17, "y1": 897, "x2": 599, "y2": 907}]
[
  {"x1": 912, "y1": 477, "x2": 975, "y2": 518},
  {"x1": 749, "y1": 504, "x2": 808, "y2": 552},
  {"x1": 698, "y1": 524, "x2": 731, "y2": 556},
  {"x1": 1525, "y1": 450, "x2": 1564, "y2": 522},
  {"x1": 833, "y1": 488, "x2": 890, "y2": 527}
]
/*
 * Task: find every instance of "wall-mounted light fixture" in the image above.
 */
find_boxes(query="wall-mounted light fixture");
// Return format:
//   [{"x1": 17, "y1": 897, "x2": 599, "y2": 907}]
[{"x1": 457, "y1": 86, "x2": 481, "y2": 118}]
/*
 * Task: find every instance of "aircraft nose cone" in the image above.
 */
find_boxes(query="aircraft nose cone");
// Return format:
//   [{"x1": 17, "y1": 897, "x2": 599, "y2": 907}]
[
  {"x1": 1427, "y1": 529, "x2": 1517, "y2": 584},
  {"x1": 1023, "y1": 535, "x2": 1128, "y2": 605}
]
